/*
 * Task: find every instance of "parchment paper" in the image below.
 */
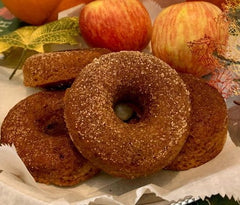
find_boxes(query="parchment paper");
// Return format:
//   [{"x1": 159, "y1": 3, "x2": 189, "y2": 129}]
[
  {"x1": 0, "y1": 83, "x2": 240, "y2": 204},
  {"x1": 0, "y1": 57, "x2": 240, "y2": 205}
]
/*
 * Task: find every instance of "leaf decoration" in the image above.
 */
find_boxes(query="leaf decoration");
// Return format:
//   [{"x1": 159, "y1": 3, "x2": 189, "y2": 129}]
[
  {"x1": 0, "y1": 26, "x2": 37, "y2": 52},
  {"x1": 208, "y1": 68, "x2": 240, "y2": 98},
  {"x1": 189, "y1": 0, "x2": 240, "y2": 98},
  {"x1": 0, "y1": 17, "x2": 80, "y2": 53},
  {"x1": 187, "y1": 13, "x2": 229, "y2": 75},
  {"x1": 223, "y1": 0, "x2": 240, "y2": 35},
  {"x1": 222, "y1": 0, "x2": 240, "y2": 63},
  {"x1": 0, "y1": 48, "x2": 38, "y2": 69},
  {"x1": 188, "y1": 35, "x2": 225, "y2": 75},
  {"x1": 213, "y1": 0, "x2": 240, "y2": 97},
  {"x1": 197, "y1": 194, "x2": 240, "y2": 205}
]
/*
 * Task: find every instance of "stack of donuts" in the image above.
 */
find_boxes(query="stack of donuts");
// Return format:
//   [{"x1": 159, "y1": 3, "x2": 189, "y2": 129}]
[{"x1": 0, "y1": 49, "x2": 227, "y2": 186}]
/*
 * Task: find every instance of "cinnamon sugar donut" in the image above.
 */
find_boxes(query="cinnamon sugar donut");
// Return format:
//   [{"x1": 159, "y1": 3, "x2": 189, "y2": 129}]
[
  {"x1": 64, "y1": 51, "x2": 191, "y2": 179},
  {"x1": 166, "y1": 73, "x2": 228, "y2": 170},
  {"x1": 22, "y1": 48, "x2": 110, "y2": 88},
  {"x1": 1, "y1": 91, "x2": 99, "y2": 186}
]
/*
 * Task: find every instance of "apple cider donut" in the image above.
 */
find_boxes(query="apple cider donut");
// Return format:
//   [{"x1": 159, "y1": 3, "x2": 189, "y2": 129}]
[
  {"x1": 22, "y1": 48, "x2": 110, "y2": 88},
  {"x1": 64, "y1": 51, "x2": 191, "y2": 179},
  {"x1": 1, "y1": 91, "x2": 99, "y2": 186},
  {"x1": 166, "y1": 73, "x2": 228, "y2": 170}
]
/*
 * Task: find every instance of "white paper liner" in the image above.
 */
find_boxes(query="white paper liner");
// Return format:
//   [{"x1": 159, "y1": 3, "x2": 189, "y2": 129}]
[
  {"x1": 0, "y1": 131, "x2": 240, "y2": 205},
  {"x1": 2, "y1": 67, "x2": 240, "y2": 205},
  {"x1": 0, "y1": 68, "x2": 240, "y2": 204},
  {"x1": 0, "y1": 145, "x2": 36, "y2": 187}
]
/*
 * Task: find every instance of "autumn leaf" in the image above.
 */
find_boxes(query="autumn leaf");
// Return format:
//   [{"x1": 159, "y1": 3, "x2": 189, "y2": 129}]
[
  {"x1": 194, "y1": 194, "x2": 239, "y2": 205},
  {"x1": 189, "y1": 0, "x2": 240, "y2": 98},
  {"x1": 0, "y1": 17, "x2": 81, "y2": 79},
  {"x1": 0, "y1": 17, "x2": 80, "y2": 53},
  {"x1": 208, "y1": 68, "x2": 240, "y2": 98},
  {"x1": 214, "y1": 1, "x2": 240, "y2": 97}
]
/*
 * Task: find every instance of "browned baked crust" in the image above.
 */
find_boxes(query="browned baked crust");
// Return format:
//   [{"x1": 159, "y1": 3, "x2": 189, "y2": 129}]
[
  {"x1": 1, "y1": 91, "x2": 99, "y2": 186},
  {"x1": 22, "y1": 48, "x2": 110, "y2": 88},
  {"x1": 64, "y1": 51, "x2": 191, "y2": 179},
  {"x1": 166, "y1": 73, "x2": 228, "y2": 170}
]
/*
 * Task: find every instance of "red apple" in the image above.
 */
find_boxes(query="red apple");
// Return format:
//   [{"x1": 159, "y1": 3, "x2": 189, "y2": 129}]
[
  {"x1": 151, "y1": 1, "x2": 229, "y2": 77},
  {"x1": 79, "y1": 0, "x2": 152, "y2": 51}
]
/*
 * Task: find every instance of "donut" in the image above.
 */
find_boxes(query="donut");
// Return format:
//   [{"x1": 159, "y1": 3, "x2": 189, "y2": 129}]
[
  {"x1": 64, "y1": 51, "x2": 191, "y2": 179},
  {"x1": 22, "y1": 48, "x2": 110, "y2": 88},
  {"x1": 166, "y1": 73, "x2": 228, "y2": 170},
  {"x1": 1, "y1": 91, "x2": 99, "y2": 186}
]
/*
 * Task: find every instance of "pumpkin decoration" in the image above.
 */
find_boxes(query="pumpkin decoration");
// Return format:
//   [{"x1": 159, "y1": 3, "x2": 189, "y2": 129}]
[{"x1": 1, "y1": 0, "x2": 94, "y2": 25}]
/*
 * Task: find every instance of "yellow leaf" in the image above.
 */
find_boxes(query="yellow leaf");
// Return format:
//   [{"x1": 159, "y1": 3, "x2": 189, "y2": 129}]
[
  {"x1": 0, "y1": 17, "x2": 80, "y2": 53},
  {"x1": 0, "y1": 27, "x2": 37, "y2": 53}
]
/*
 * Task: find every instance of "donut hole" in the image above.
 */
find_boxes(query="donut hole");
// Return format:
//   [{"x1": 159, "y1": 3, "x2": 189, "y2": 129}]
[
  {"x1": 113, "y1": 90, "x2": 148, "y2": 123},
  {"x1": 35, "y1": 109, "x2": 68, "y2": 136}
]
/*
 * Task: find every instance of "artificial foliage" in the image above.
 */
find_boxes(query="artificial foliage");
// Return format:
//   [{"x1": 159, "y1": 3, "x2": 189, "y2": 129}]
[
  {"x1": 208, "y1": 0, "x2": 240, "y2": 97},
  {"x1": 0, "y1": 17, "x2": 80, "y2": 79},
  {"x1": 191, "y1": 194, "x2": 239, "y2": 205}
]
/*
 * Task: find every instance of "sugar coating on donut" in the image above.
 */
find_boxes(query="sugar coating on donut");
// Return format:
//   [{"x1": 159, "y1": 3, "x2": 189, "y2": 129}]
[
  {"x1": 166, "y1": 73, "x2": 228, "y2": 170},
  {"x1": 1, "y1": 91, "x2": 99, "y2": 186},
  {"x1": 64, "y1": 51, "x2": 191, "y2": 179},
  {"x1": 22, "y1": 48, "x2": 110, "y2": 88}
]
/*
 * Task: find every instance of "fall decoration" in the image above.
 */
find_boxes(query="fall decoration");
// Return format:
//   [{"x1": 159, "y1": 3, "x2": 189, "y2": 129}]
[
  {"x1": 1, "y1": 0, "x2": 94, "y2": 25},
  {"x1": 207, "y1": 0, "x2": 240, "y2": 97},
  {"x1": 0, "y1": 17, "x2": 81, "y2": 79},
  {"x1": 151, "y1": 1, "x2": 229, "y2": 77}
]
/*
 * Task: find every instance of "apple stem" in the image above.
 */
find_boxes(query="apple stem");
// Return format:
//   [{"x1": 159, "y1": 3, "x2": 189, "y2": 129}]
[{"x1": 9, "y1": 48, "x2": 27, "y2": 80}]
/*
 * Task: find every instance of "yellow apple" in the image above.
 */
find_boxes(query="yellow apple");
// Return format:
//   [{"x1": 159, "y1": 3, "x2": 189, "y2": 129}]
[{"x1": 151, "y1": 1, "x2": 229, "y2": 77}]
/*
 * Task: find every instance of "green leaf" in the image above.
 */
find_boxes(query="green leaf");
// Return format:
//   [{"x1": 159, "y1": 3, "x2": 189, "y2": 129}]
[
  {"x1": 0, "y1": 47, "x2": 38, "y2": 69},
  {"x1": 0, "y1": 17, "x2": 80, "y2": 53},
  {"x1": 0, "y1": 26, "x2": 37, "y2": 52},
  {"x1": 191, "y1": 195, "x2": 239, "y2": 205}
]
